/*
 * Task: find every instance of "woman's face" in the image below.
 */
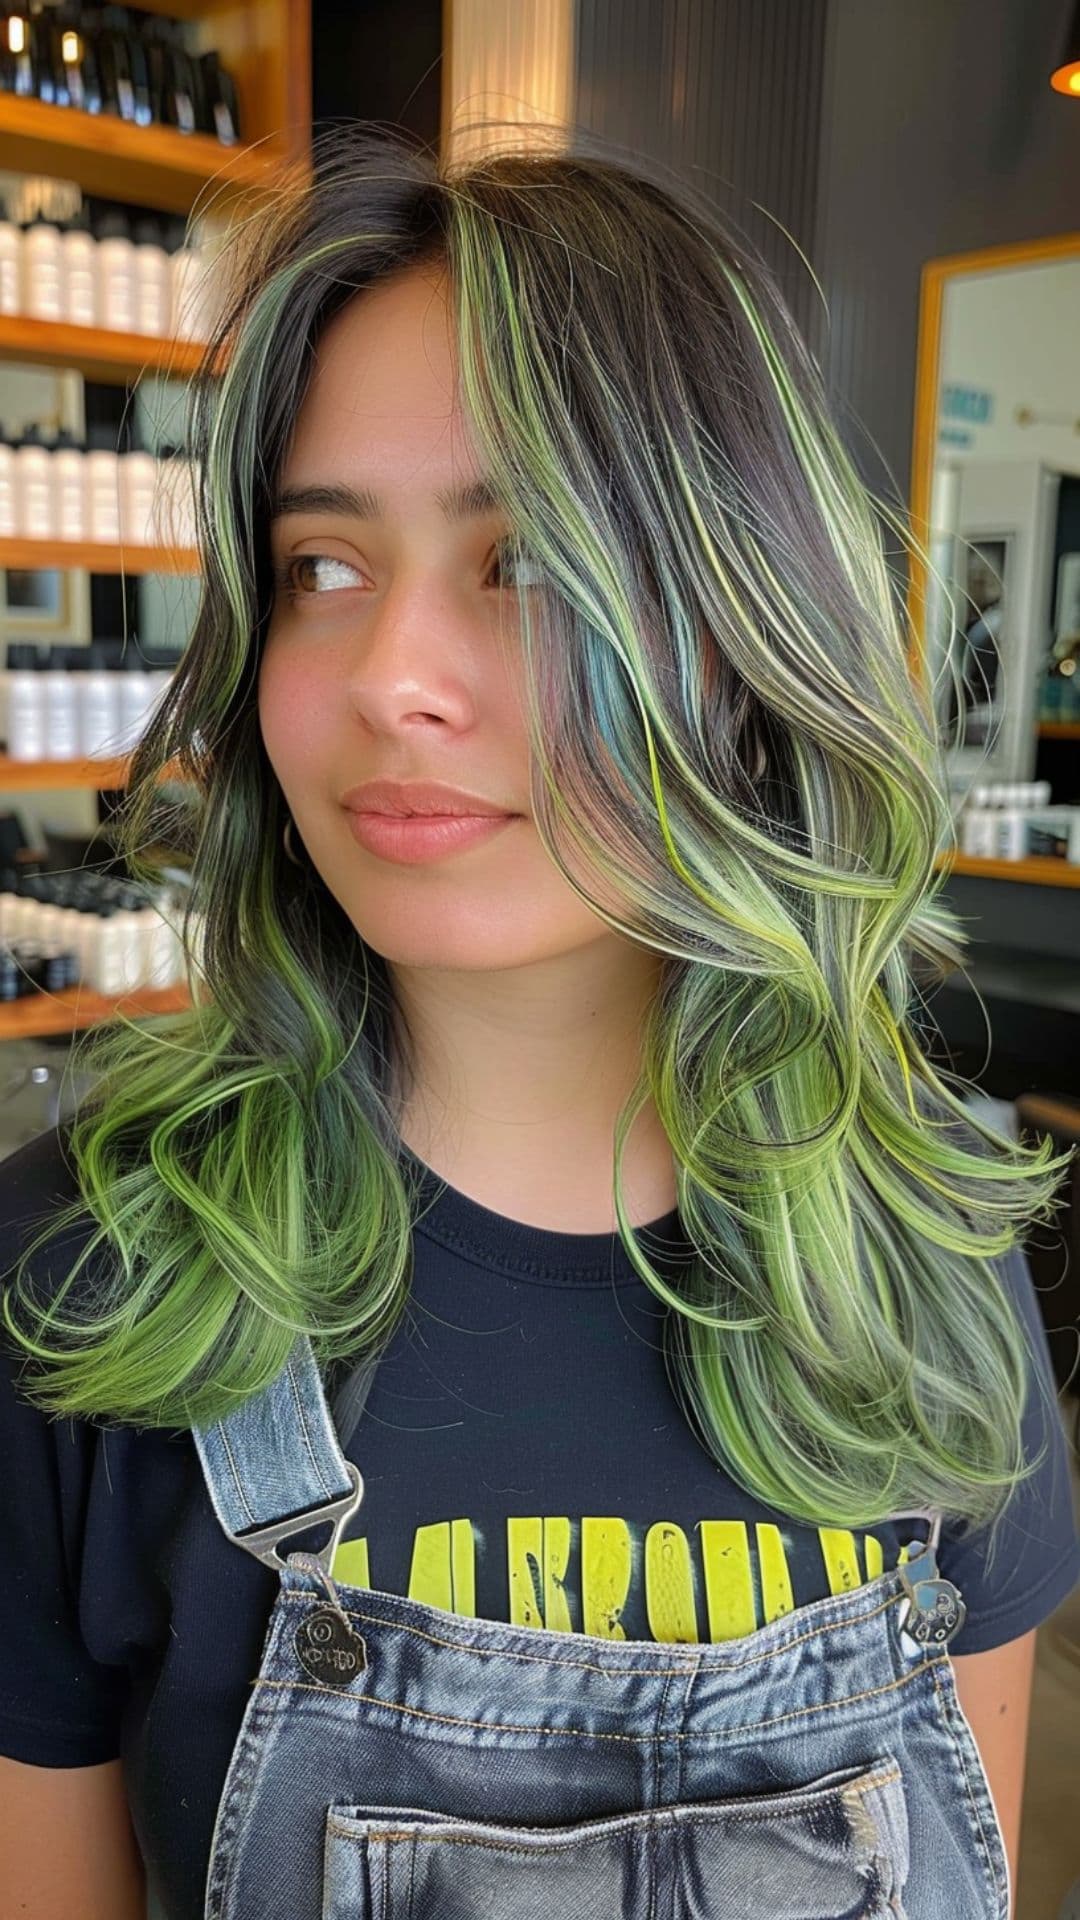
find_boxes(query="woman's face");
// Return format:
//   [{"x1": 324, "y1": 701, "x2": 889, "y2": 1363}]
[{"x1": 258, "y1": 264, "x2": 620, "y2": 973}]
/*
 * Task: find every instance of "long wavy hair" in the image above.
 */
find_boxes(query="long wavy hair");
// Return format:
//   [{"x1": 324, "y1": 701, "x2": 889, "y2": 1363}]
[{"x1": 2, "y1": 122, "x2": 1071, "y2": 1534}]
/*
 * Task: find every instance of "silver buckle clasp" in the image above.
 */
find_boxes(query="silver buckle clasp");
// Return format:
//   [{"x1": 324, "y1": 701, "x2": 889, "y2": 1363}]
[{"x1": 230, "y1": 1461, "x2": 364, "y2": 1576}]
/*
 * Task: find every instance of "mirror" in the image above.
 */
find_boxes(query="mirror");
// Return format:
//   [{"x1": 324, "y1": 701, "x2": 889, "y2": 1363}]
[{"x1": 910, "y1": 235, "x2": 1080, "y2": 792}]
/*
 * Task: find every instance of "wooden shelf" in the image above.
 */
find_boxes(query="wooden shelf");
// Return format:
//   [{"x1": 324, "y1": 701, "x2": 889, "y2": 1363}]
[
  {"x1": 0, "y1": 93, "x2": 291, "y2": 215},
  {"x1": 0, "y1": 314, "x2": 212, "y2": 386},
  {"x1": 0, "y1": 753, "x2": 185, "y2": 791},
  {"x1": 0, "y1": 4, "x2": 305, "y2": 1040},
  {"x1": 934, "y1": 850, "x2": 1080, "y2": 888},
  {"x1": 0, "y1": 981, "x2": 191, "y2": 1041},
  {"x1": 1037, "y1": 721, "x2": 1080, "y2": 740},
  {"x1": 0, "y1": 536, "x2": 199, "y2": 574}
]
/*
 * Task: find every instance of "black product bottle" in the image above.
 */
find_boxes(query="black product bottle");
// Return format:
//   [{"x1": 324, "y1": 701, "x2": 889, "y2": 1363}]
[
  {"x1": 1, "y1": 8, "x2": 37, "y2": 97},
  {"x1": 0, "y1": 945, "x2": 17, "y2": 999},
  {"x1": 26, "y1": 1, "x2": 61, "y2": 104},
  {"x1": 54, "y1": 6, "x2": 102, "y2": 114},
  {"x1": 9, "y1": 937, "x2": 45, "y2": 994},
  {"x1": 163, "y1": 27, "x2": 198, "y2": 134},
  {"x1": 199, "y1": 50, "x2": 240, "y2": 145},
  {"x1": 97, "y1": 3, "x2": 136, "y2": 121},
  {"x1": 141, "y1": 13, "x2": 170, "y2": 128},
  {"x1": 31, "y1": 2, "x2": 63, "y2": 104}
]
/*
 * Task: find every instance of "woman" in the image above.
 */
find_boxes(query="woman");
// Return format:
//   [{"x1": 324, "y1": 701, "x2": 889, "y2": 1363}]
[{"x1": 1, "y1": 125, "x2": 1077, "y2": 1920}]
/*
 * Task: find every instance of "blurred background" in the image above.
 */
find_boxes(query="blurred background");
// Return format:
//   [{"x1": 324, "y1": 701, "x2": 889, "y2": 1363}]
[{"x1": 0, "y1": 3, "x2": 1076, "y2": 1912}]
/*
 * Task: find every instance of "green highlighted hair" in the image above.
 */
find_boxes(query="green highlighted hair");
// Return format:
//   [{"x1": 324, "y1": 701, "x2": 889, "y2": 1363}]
[{"x1": 3, "y1": 124, "x2": 1071, "y2": 1533}]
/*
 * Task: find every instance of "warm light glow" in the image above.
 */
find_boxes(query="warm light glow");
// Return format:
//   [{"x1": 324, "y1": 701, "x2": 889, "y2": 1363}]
[
  {"x1": 1050, "y1": 57, "x2": 1080, "y2": 94},
  {"x1": 61, "y1": 30, "x2": 82, "y2": 62},
  {"x1": 7, "y1": 16, "x2": 25, "y2": 54}
]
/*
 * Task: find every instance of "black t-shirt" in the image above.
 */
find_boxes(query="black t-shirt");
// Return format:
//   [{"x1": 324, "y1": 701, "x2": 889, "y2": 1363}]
[{"x1": 1, "y1": 1121, "x2": 1078, "y2": 1920}]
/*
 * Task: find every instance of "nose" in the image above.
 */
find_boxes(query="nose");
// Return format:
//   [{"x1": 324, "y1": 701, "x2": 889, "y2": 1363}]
[{"x1": 342, "y1": 574, "x2": 479, "y2": 735}]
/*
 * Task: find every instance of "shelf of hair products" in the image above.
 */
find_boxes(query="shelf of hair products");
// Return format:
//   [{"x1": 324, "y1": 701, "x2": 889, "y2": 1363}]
[{"x1": 0, "y1": 7, "x2": 288, "y2": 1032}]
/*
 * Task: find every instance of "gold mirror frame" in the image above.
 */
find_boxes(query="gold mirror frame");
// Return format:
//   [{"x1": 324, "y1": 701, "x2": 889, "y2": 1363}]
[{"x1": 907, "y1": 231, "x2": 1080, "y2": 693}]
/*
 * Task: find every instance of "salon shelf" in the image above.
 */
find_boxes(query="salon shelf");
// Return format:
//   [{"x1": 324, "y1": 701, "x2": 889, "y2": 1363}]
[
  {"x1": 0, "y1": 93, "x2": 291, "y2": 216},
  {"x1": 933, "y1": 851, "x2": 1080, "y2": 888},
  {"x1": 0, "y1": 980, "x2": 192, "y2": 1041},
  {"x1": 0, "y1": 536, "x2": 199, "y2": 573},
  {"x1": 0, "y1": 754, "x2": 185, "y2": 791},
  {"x1": 0, "y1": 314, "x2": 212, "y2": 386}
]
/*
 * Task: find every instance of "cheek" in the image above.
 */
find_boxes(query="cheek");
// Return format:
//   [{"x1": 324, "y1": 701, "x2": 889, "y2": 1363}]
[{"x1": 257, "y1": 639, "x2": 328, "y2": 779}]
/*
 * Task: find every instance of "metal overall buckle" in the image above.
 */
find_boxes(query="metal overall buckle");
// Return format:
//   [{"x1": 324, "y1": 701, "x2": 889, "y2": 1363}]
[
  {"x1": 229, "y1": 1462, "x2": 370, "y2": 1689},
  {"x1": 228, "y1": 1460, "x2": 365, "y2": 1579},
  {"x1": 896, "y1": 1511, "x2": 966, "y2": 1652}
]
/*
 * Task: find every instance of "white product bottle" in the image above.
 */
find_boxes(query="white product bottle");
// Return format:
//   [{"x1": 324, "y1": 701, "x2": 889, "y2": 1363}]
[
  {"x1": 80, "y1": 642, "x2": 121, "y2": 756},
  {"x1": 22, "y1": 210, "x2": 64, "y2": 321},
  {"x1": 91, "y1": 907, "x2": 127, "y2": 995},
  {"x1": 58, "y1": 904, "x2": 84, "y2": 979},
  {"x1": 0, "y1": 422, "x2": 16, "y2": 536},
  {"x1": 170, "y1": 232, "x2": 206, "y2": 341},
  {"x1": 95, "y1": 208, "x2": 136, "y2": 333},
  {"x1": 113, "y1": 892, "x2": 146, "y2": 993},
  {"x1": 0, "y1": 882, "x2": 18, "y2": 942},
  {"x1": 61, "y1": 205, "x2": 97, "y2": 327},
  {"x1": 14, "y1": 423, "x2": 57, "y2": 538},
  {"x1": 74, "y1": 902, "x2": 99, "y2": 986},
  {"x1": 115, "y1": 650, "x2": 156, "y2": 752},
  {"x1": 0, "y1": 209, "x2": 22, "y2": 314},
  {"x1": 178, "y1": 907, "x2": 208, "y2": 996},
  {"x1": 43, "y1": 644, "x2": 80, "y2": 759},
  {"x1": 37, "y1": 894, "x2": 65, "y2": 948},
  {"x1": 132, "y1": 216, "x2": 170, "y2": 336},
  {"x1": 143, "y1": 651, "x2": 175, "y2": 725},
  {"x1": 7, "y1": 644, "x2": 46, "y2": 760},
  {"x1": 86, "y1": 420, "x2": 121, "y2": 541},
  {"x1": 8, "y1": 889, "x2": 36, "y2": 941},
  {"x1": 51, "y1": 425, "x2": 88, "y2": 540},
  {"x1": 119, "y1": 437, "x2": 159, "y2": 545},
  {"x1": 960, "y1": 785, "x2": 988, "y2": 857},
  {"x1": 135, "y1": 900, "x2": 165, "y2": 989},
  {"x1": 154, "y1": 444, "x2": 197, "y2": 547},
  {"x1": 144, "y1": 895, "x2": 177, "y2": 988}
]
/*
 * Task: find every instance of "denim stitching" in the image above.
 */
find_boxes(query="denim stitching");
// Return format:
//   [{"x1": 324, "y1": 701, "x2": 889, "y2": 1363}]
[
  {"x1": 275, "y1": 1582, "x2": 904, "y2": 1676},
  {"x1": 216, "y1": 1423, "x2": 258, "y2": 1531},
  {"x1": 253, "y1": 1655, "x2": 941, "y2": 1741},
  {"x1": 285, "y1": 1352, "x2": 336, "y2": 1503},
  {"x1": 930, "y1": 1659, "x2": 1008, "y2": 1918},
  {"x1": 329, "y1": 1765, "x2": 904, "y2": 1848},
  {"x1": 653, "y1": 1659, "x2": 678, "y2": 1810}
]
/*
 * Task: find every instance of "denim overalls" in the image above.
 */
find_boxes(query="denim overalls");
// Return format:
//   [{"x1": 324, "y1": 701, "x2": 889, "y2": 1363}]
[{"x1": 191, "y1": 1333, "x2": 1010, "y2": 1919}]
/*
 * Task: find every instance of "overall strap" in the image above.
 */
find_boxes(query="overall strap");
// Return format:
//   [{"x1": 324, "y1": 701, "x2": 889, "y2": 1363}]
[{"x1": 191, "y1": 1336, "x2": 373, "y2": 1575}]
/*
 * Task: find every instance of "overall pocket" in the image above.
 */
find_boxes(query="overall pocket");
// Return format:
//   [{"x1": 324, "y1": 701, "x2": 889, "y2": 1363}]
[{"x1": 320, "y1": 1753, "x2": 910, "y2": 1920}]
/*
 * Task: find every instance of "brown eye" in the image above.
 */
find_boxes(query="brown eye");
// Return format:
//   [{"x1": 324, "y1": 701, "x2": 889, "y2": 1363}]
[
  {"x1": 488, "y1": 540, "x2": 544, "y2": 589},
  {"x1": 274, "y1": 554, "x2": 363, "y2": 598}
]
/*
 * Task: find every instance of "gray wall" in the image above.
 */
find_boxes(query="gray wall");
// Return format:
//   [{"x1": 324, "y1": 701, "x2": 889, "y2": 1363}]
[
  {"x1": 574, "y1": 0, "x2": 828, "y2": 342},
  {"x1": 811, "y1": 0, "x2": 1080, "y2": 505},
  {"x1": 575, "y1": 0, "x2": 1080, "y2": 506}
]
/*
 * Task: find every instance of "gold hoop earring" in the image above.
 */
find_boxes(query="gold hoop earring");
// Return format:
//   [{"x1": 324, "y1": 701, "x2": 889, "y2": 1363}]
[{"x1": 282, "y1": 814, "x2": 305, "y2": 866}]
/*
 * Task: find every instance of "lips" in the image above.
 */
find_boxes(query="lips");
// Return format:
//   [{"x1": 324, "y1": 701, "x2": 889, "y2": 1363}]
[
  {"x1": 344, "y1": 808, "x2": 518, "y2": 865},
  {"x1": 340, "y1": 780, "x2": 513, "y2": 817}
]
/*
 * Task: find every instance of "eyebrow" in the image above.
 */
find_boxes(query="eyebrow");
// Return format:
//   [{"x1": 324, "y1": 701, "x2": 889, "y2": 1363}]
[{"x1": 269, "y1": 478, "x2": 505, "y2": 524}]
